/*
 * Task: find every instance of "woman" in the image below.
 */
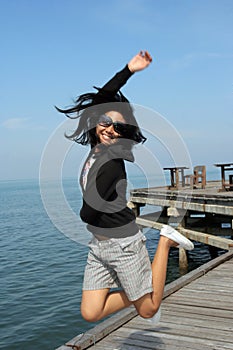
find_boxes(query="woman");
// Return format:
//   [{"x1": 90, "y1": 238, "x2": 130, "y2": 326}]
[{"x1": 57, "y1": 51, "x2": 194, "y2": 323}]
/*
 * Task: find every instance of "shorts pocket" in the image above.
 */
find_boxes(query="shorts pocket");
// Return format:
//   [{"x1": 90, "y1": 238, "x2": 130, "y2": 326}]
[{"x1": 122, "y1": 237, "x2": 146, "y2": 254}]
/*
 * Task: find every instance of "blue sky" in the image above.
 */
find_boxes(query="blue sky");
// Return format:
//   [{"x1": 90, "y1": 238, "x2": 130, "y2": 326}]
[{"x1": 0, "y1": 0, "x2": 232, "y2": 181}]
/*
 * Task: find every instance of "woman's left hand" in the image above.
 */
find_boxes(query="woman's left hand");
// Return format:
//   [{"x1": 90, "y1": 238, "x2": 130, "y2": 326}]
[{"x1": 128, "y1": 51, "x2": 153, "y2": 73}]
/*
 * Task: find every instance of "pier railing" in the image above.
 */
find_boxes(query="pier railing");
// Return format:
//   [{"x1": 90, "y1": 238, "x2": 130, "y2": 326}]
[{"x1": 129, "y1": 180, "x2": 233, "y2": 268}]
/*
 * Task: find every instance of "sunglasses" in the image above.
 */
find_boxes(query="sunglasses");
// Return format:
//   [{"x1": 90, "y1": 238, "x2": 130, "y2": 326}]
[{"x1": 98, "y1": 114, "x2": 130, "y2": 135}]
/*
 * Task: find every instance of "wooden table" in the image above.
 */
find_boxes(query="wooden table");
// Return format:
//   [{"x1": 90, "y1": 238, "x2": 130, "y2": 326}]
[
  {"x1": 163, "y1": 166, "x2": 189, "y2": 189},
  {"x1": 214, "y1": 163, "x2": 233, "y2": 191}
]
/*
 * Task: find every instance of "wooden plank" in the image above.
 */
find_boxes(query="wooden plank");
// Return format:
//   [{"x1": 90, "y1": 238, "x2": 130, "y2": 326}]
[
  {"x1": 169, "y1": 291, "x2": 233, "y2": 305},
  {"x1": 118, "y1": 321, "x2": 233, "y2": 342},
  {"x1": 93, "y1": 254, "x2": 233, "y2": 349},
  {"x1": 130, "y1": 182, "x2": 233, "y2": 200},
  {"x1": 56, "y1": 252, "x2": 233, "y2": 350},
  {"x1": 163, "y1": 251, "x2": 233, "y2": 298},
  {"x1": 163, "y1": 295, "x2": 233, "y2": 311},
  {"x1": 158, "y1": 303, "x2": 233, "y2": 320},
  {"x1": 128, "y1": 315, "x2": 233, "y2": 333},
  {"x1": 130, "y1": 181, "x2": 233, "y2": 216},
  {"x1": 135, "y1": 217, "x2": 163, "y2": 230},
  {"x1": 55, "y1": 307, "x2": 138, "y2": 350},
  {"x1": 179, "y1": 227, "x2": 233, "y2": 249},
  {"x1": 93, "y1": 326, "x2": 233, "y2": 350},
  {"x1": 135, "y1": 216, "x2": 233, "y2": 250},
  {"x1": 156, "y1": 310, "x2": 233, "y2": 328},
  {"x1": 173, "y1": 288, "x2": 233, "y2": 299},
  {"x1": 93, "y1": 332, "x2": 229, "y2": 350}
]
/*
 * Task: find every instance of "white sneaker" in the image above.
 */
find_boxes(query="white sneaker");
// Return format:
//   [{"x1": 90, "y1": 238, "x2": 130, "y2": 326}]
[
  {"x1": 160, "y1": 225, "x2": 194, "y2": 250},
  {"x1": 146, "y1": 306, "x2": 161, "y2": 324}
]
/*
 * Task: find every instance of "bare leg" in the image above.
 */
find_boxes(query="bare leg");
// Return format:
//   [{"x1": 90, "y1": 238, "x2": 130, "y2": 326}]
[
  {"x1": 133, "y1": 236, "x2": 176, "y2": 318},
  {"x1": 81, "y1": 236, "x2": 177, "y2": 322},
  {"x1": 81, "y1": 288, "x2": 132, "y2": 322},
  {"x1": 151, "y1": 236, "x2": 175, "y2": 305}
]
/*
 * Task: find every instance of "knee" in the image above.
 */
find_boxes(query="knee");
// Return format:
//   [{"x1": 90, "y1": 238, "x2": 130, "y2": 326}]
[
  {"x1": 138, "y1": 305, "x2": 160, "y2": 319},
  {"x1": 81, "y1": 306, "x2": 101, "y2": 323}
]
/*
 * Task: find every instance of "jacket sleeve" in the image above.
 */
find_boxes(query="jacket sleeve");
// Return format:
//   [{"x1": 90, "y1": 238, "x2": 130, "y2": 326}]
[{"x1": 97, "y1": 65, "x2": 133, "y2": 96}]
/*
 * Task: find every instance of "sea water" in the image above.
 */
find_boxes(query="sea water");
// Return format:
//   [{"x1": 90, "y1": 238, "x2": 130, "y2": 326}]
[{"x1": 0, "y1": 176, "x2": 220, "y2": 350}]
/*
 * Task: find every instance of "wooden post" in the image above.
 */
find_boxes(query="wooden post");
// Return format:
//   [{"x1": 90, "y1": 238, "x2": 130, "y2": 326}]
[
  {"x1": 127, "y1": 201, "x2": 140, "y2": 217},
  {"x1": 179, "y1": 247, "x2": 188, "y2": 274},
  {"x1": 232, "y1": 219, "x2": 233, "y2": 241},
  {"x1": 178, "y1": 217, "x2": 188, "y2": 272}
]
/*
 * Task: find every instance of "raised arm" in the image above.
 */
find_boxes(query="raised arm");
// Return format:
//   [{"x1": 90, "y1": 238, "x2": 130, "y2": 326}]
[{"x1": 98, "y1": 50, "x2": 152, "y2": 96}]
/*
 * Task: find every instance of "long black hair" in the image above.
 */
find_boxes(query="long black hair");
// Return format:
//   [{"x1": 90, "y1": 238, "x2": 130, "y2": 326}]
[{"x1": 55, "y1": 88, "x2": 146, "y2": 148}]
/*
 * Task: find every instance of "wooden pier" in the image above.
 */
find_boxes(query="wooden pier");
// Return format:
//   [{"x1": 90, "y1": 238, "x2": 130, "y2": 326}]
[
  {"x1": 129, "y1": 181, "x2": 233, "y2": 217},
  {"x1": 56, "y1": 180, "x2": 233, "y2": 350},
  {"x1": 56, "y1": 251, "x2": 233, "y2": 350},
  {"x1": 129, "y1": 180, "x2": 233, "y2": 252}
]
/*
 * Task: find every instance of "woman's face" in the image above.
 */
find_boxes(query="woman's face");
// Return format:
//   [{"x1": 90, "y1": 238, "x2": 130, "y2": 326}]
[{"x1": 96, "y1": 111, "x2": 126, "y2": 146}]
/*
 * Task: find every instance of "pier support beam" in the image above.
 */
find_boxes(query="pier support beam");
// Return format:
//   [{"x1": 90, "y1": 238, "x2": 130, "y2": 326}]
[
  {"x1": 166, "y1": 206, "x2": 189, "y2": 271},
  {"x1": 178, "y1": 218, "x2": 189, "y2": 272},
  {"x1": 127, "y1": 201, "x2": 145, "y2": 217},
  {"x1": 179, "y1": 248, "x2": 188, "y2": 274}
]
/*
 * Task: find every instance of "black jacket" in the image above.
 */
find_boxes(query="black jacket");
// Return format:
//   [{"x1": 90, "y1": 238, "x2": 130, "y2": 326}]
[{"x1": 80, "y1": 144, "x2": 139, "y2": 238}]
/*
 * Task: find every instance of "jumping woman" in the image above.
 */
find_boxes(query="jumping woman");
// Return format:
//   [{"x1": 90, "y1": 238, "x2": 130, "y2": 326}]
[{"x1": 56, "y1": 50, "x2": 194, "y2": 323}]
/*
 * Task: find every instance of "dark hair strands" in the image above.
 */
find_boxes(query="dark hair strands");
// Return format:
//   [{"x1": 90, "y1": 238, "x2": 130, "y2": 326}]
[{"x1": 55, "y1": 89, "x2": 146, "y2": 147}]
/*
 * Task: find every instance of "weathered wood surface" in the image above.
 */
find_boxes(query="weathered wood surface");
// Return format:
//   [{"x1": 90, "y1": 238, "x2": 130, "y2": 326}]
[
  {"x1": 129, "y1": 180, "x2": 233, "y2": 250},
  {"x1": 129, "y1": 181, "x2": 233, "y2": 216},
  {"x1": 135, "y1": 215, "x2": 233, "y2": 250},
  {"x1": 56, "y1": 251, "x2": 233, "y2": 350}
]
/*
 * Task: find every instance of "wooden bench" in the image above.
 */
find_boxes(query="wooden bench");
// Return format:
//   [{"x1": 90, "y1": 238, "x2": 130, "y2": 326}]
[
  {"x1": 185, "y1": 165, "x2": 206, "y2": 189},
  {"x1": 214, "y1": 163, "x2": 233, "y2": 191},
  {"x1": 163, "y1": 166, "x2": 189, "y2": 189}
]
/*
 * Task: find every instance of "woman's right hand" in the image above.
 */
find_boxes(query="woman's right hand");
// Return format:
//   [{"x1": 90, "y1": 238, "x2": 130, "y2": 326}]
[{"x1": 127, "y1": 51, "x2": 152, "y2": 73}]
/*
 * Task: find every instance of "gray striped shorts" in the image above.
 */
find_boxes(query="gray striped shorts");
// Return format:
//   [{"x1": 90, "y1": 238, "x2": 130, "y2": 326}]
[{"x1": 83, "y1": 233, "x2": 153, "y2": 301}]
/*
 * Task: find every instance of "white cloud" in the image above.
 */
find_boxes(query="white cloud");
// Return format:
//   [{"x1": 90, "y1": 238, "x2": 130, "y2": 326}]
[
  {"x1": 2, "y1": 118, "x2": 45, "y2": 130},
  {"x1": 170, "y1": 52, "x2": 233, "y2": 70},
  {"x1": 2, "y1": 118, "x2": 30, "y2": 129}
]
